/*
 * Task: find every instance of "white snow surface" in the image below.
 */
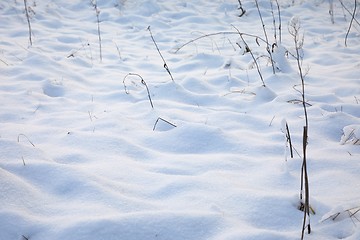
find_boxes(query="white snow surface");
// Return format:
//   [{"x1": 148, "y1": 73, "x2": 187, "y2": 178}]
[{"x1": 1, "y1": 0, "x2": 360, "y2": 239}]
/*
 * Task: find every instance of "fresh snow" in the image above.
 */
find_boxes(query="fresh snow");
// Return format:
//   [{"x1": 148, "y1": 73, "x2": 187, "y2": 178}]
[{"x1": 0, "y1": 0, "x2": 360, "y2": 239}]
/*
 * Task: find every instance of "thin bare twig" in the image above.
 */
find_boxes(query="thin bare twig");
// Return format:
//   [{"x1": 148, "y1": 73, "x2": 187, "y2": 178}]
[
  {"x1": 0, "y1": 58, "x2": 9, "y2": 66},
  {"x1": 148, "y1": 26, "x2": 174, "y2": 82},
  {"x1": 23, "y1": 0, "x2": 33, "y2": 46},
  {"x1": 289, "y1": 17, "x2": 311, "y2": 239},
  {"x1": 153, "y1": 117, "x2": 177, "y2": 131},
  {"x1": 270, "y1": 0, "x2": 277, "y2": 43},
  {"x1": 329, "y1": 0, "x2": 335, "y2": 24},
  {"x1": 338, "y1": 0, "x2": 360, "y2": 26},
  {"x1": 301, "y1": 126, "x2": 311, "y2": 238},
  {"x1": 269, "y1": 115, "x2": 276, "y2": 126},
  {"x1": 18, "y1": 134, "x2": 35, "y2": 166},
  {"x1": 237, "y1": 0, "x2": 246, "y2": 17},
  {"x1": 274, "y1": 0, "x2": 282, "y2": 43},
  {"x1": 174, "y1": 31, "x2": 270, "y2": 53},
  {"x1": 22, "y1": 235, "x2": 29, "y2": 240},
  {"x1": 289, "y1": 18, "x2": 308, "y2": 128},
  {"x1": 322, "y1": 206, "x2": 360, "y2": 222},
  {"x1": 123, "y1": 73, "x2": 154, "y2": 109},
  {"x1": 114, "y1": 42, "x2": 122, "y2": 60},
  {"x1": 345, "y1": 0, "x2": 357, "y2": 47},
  {"x1": 17, "y1": 134, "x2": 35, "y2": 147},
  {"x1": 232, "y1": 24, "x2": 266, "y2": 87},
  {"x1": 91, "y1": 1, "x2": 102, "y2": 62},
  {"x1": 255, "y1": 0, "x2": 276, "y2": 74},
  {"x1": 285, "y1": 122, "x2": 294, "y2": 158}
]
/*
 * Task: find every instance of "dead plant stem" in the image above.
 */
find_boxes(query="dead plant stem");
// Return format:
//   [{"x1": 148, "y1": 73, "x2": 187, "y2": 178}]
[
  {"x1": 255, "y1": 0, "x2": 276, "y2": 74},
  {"x1": 148, "y1": 26, "x2": 174, "y2": 82},
  {"x1": 23, "y1": 0, "x2": 32, "y2": 46},
  {"x1": 345, "y1": 0, "x2": 357, "y2": 47},
  {"x1": 232, "y1": 24, "x2": 266, "y2": 87}
]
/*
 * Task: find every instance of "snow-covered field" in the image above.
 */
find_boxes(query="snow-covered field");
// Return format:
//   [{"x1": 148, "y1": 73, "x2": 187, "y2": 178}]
[{"x1": 1, "y1": 0, "x2": 360, "y2": 239}]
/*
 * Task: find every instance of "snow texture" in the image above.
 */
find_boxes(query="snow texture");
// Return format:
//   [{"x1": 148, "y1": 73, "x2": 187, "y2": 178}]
[{"x1": 0, "y1": 0, "x2": 360, "y2": 239}]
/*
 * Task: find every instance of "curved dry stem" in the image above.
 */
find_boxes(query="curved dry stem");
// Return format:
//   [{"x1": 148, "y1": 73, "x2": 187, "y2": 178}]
[
  {"x1": 17, "y1": 133, "x2": 35, "y2": 147},
  {"x1": 345, "y1": 0, "x2": 357, "y2": 47},
  {"x1": 123, "y1": 73, "x2": 154, "y2": 109},
  {"x1": 174, "y1": 31, "x2": 270, "y2": 53}
]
